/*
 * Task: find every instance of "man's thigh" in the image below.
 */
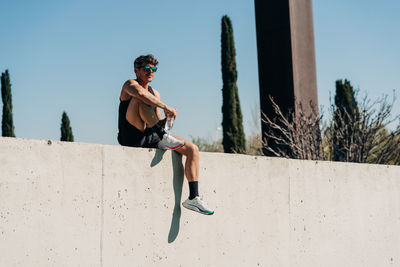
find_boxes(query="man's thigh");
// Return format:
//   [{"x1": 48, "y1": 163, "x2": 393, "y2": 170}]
[
  {"x1": 173, "y1": 136, "x2": 196, "y2": 156},
  {"x1": 126, "y1": 97, "x2": 146, "y2": 131}
]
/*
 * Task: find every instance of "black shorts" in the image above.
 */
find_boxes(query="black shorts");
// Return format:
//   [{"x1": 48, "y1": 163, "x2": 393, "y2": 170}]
[{"x1": 118, "y1": 126, "x2": 161, "y2": 148}]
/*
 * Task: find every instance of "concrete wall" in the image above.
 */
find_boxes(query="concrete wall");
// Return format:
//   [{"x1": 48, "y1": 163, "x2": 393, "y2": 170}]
[{"x1": 1, "y1": 137, "x2": 399, "y2": 267}]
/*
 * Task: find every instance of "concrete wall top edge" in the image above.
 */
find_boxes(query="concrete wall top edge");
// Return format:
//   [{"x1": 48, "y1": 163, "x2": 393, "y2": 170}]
[{"x1": 0, "y1": 137, "x2": 399, "y2": 170}]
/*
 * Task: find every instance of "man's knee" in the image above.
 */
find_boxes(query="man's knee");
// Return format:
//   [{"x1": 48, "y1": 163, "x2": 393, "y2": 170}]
[
  {"x1": 193, "y1": 143, "x2": 199, "y2": 154},
  {"x1": 189, "y1": 143, "x2": 199, "y2": 159}
]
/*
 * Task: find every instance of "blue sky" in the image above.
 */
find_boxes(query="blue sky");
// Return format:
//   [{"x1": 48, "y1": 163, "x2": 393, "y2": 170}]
[{"x1": 1, "y1": 0, "x2": 399, "y2": 145}]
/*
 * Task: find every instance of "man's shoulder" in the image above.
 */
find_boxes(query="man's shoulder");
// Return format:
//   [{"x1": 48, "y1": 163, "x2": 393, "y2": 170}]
[
  {"x1": 120, "y1": 79, "x2": 138, "y2": 100},
  {"x1": 122, "y1": 79, "x2": 139, "y2": 94},
  {"x1": 123, "y1": 79, "x2": 138, "y2": 87}
]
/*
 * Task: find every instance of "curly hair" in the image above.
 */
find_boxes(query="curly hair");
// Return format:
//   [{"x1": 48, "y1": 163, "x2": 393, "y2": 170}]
[{"x1": 134, "y1": 54, "x2": 159, "y2": 69}]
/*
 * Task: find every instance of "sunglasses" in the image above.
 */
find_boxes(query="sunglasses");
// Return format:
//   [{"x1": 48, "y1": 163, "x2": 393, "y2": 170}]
[{"x1": 142, "y1": 66, "x2": 158, "y2": 73}]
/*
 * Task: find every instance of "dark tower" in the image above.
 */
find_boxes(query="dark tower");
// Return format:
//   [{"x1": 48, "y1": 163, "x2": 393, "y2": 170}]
[{"x1": 254, "y1": 0, "x2": 318, "y2": 155}]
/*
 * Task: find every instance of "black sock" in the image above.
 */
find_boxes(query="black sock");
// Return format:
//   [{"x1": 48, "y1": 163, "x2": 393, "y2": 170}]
[
  {"x1": 151, "y1": 123, "x2": 166, "y2": 139},
  {"x1": 189, "y1": 181, "x2": 199, "y2": 200}
]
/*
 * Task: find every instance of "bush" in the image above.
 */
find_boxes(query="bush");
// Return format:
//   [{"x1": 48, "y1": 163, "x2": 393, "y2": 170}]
[{"x1": 261, "y1": 93, "x2": 400, "y2": 165}]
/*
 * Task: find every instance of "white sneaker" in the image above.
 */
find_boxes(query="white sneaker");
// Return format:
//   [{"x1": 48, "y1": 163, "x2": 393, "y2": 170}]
[
  {"x1": 157, "y1": 133, "x2": 185, "y2": 150},
  {"x1": 182, "y1": 196, "x2": 214, "y2": 215}
]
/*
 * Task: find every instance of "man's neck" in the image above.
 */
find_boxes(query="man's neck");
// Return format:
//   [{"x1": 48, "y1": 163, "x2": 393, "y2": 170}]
[{"x1": 137, "y1": 79, "x2": 149, "y2": 90}]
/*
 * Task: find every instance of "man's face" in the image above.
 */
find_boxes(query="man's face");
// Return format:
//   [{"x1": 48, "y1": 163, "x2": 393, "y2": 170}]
[{"x1": 135, "y1": 64, "x2": 157, "y2": 83}]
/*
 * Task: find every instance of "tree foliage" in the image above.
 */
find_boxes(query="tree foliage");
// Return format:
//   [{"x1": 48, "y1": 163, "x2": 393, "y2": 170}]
[
  {"x1": 261, "y1": 88, "x2": 400, "y2": 165},
  {"x1": 325, "y1": 93, "x2": 400, "y2": 164},
  {"x1": 61, "y1": 111, "x2": 74, "y2": 142},
  {"x1": 221, "y1": 15, "x2": 245, "y2": 153},
  {"x1": 191, "y1": 137, "x2": 223, "y2": 153},
  {"x1": 333, "y1": 79, "x2": 359, "y2": 161},
  {"x1": 1, "y1": 70, "x2": 16, "y2": 137}
]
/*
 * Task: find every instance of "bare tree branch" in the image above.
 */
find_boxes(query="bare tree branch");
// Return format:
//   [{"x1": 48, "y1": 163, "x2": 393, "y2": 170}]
[{"x1": 261, "y1": 92, "x2": 400, "y2": 165}]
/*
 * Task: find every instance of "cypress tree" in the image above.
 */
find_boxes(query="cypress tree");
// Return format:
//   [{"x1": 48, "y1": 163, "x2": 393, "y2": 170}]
[
  {"x1": 60, "y1": 111, "x2": 74, "y2": 142},
  {"x1": 1, "y1": 70, "x2": 16, "y2": 137},
  {"x1": 221, "y1": 15, "x2": 246, "y2": 153},
  {"x1": 234, "y1": 83, "x2": 246, "y2": 150},
  {"x1": 333, "y1": 79, "x2": 359, "y2": 161}
]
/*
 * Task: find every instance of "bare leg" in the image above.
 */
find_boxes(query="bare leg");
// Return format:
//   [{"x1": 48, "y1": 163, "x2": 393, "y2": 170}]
[
  {"x1": 138, "y1": 101, "x2": 158, "y2": 127},
  {"x1": 173, "y1": 136, "x2": 199, "y2": 182},
  {"x1": 126, "y1": 98, "x2": 159, "y2": 131},
  {"x1": 175, "y1": 137, "x2": 214, "y2": 215},
  {"x1": 127, "y1": 98, "x2": 198, "y2": 179}
]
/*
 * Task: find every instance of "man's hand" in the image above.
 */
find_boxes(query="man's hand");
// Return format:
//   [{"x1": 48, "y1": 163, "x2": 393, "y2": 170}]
[{"x1": 164, "y1": 105, "x2": 178, "y2": 120}]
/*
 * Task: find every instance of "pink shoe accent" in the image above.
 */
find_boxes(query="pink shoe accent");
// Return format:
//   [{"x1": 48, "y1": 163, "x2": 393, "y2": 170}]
[{"x1": 166, "y1": 143, "x2": 185, "y2": 150}]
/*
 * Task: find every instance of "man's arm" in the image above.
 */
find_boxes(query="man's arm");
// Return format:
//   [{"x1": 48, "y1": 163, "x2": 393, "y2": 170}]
[
  {"x1": 153, "y1": 89, "x2": 164, "y2": 121},
  {"x1": 123, "y1": 79, "x2": 166, "y2": 109},
  {"x1": 123, "y1": 80, "x2": 178, "y2": 119}
]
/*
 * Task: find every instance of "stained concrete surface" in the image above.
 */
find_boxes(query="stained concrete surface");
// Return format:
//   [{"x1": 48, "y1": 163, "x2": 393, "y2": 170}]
[{"x1": 1, "y1": 137, "x2": 399, "y2": 266}]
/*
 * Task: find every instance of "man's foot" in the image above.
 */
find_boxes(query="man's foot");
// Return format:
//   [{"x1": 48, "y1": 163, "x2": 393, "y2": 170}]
[
  {"x1": 182, "y1": 196, "x2": 214, "y2": 215},
  {"x1": 158, "y1": 134, "x2": 185, "y2": 150}
]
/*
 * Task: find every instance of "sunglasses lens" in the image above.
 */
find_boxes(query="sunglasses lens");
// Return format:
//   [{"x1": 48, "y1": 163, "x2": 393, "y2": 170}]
[{"x1": 143, "y1": 66, "x2": 157, "y2": 72}]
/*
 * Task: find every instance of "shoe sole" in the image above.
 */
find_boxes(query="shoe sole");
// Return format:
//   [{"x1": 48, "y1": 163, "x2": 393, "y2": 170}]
[{"x1": 182, "y1": 202, "x2": 214, "y2": 215}]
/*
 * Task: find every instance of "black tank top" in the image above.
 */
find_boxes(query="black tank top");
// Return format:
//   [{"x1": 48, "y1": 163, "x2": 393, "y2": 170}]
[{"x1": 117, "y1": 86, "x2": 156, "y2": 146}]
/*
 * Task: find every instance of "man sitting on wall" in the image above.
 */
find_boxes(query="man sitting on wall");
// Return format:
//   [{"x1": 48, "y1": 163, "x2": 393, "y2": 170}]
[{"x1": 117, "y1": 54, "x2": 214, "y2": 215}]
